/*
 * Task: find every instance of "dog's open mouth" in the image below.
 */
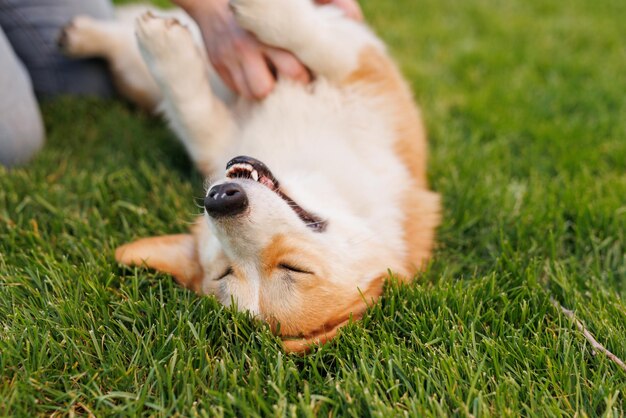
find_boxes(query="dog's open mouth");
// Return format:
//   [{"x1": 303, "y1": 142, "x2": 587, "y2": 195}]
[{"x1": 225, "y1": 156, "x2": 327, "y2": 232}]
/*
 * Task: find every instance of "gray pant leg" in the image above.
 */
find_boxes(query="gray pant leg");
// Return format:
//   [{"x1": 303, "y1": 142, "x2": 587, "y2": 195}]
[
  {"x1": 0, "y1": 0, "x2": 115, "y2": 98},
  {"x1": 0, "y1": 27, "x2": 44, "y2": 168}
]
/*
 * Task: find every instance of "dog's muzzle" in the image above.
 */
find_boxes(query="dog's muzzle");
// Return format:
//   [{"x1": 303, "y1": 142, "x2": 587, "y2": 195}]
[
  {"x1": 206, "y1": 156, "x2": 327, "y2": 232},
  {"x1": 205, "y1": 182, "x2": 248, "y2": 218}
]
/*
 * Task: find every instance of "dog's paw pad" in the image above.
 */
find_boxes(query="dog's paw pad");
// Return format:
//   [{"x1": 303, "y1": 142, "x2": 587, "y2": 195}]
[{"x1": 165, "y1": 17, "x2": 181, "y2": 28}]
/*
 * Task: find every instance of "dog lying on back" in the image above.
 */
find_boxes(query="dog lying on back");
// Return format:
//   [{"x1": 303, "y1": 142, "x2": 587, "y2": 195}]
[{"x1": 61, "y1": 0, "x2": 440, "y2": 352}]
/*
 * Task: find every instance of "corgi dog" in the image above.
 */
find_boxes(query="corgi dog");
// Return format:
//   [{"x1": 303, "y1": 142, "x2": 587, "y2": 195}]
[{"x1": 60, "y1": 0, "x2": 441, "y2": 353}]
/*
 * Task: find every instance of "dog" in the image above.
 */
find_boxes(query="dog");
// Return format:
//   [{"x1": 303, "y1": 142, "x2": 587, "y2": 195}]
[{"x1": 60, "y1": 0, "x2": 441, "y2": 353}]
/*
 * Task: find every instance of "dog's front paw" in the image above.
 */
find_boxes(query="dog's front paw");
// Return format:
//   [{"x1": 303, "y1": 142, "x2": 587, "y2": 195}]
[
  {"x1": 135, "y1": 12, "x2": 201, "y2": 76},
  {"x1": 135, "y1": 12, "x2": 191, "y2": 56},
  {"x1": 135, "y1": 12, "x2": 208, "y2": 93},
  {"x1": 58, "y1": 16, "x2": 101, "y2": 57}
]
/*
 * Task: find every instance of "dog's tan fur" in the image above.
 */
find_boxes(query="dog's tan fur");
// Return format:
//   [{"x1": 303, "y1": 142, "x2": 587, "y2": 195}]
[{"x1": 70, "y1": 1, "x2": 440, "y2": 353}]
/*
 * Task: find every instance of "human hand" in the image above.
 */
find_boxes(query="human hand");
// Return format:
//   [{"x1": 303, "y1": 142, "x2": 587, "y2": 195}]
[{"x1": 174, "y1": 0, "x2": 362, "y2": 100}]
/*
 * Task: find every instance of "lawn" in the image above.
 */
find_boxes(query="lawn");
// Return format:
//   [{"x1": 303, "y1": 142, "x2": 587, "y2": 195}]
[{"x1": 1, "y1": 0, "x2": 626, "y2": 415}]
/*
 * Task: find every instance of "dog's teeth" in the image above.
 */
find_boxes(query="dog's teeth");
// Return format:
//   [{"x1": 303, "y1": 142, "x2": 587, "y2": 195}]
[{"x1": 225, "y1": 162, "x2": 258, "y2": 181}]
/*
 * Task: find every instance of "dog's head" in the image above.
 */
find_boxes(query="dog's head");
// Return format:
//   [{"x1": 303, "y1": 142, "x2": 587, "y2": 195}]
[{"x1": 116, "y1": 156, "x2": 407, "y2": 352}]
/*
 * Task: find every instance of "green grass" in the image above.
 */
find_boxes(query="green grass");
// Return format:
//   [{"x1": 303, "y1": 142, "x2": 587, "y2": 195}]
[{"x1": 2, "y1": 0, "x2": 626, "y2": 415}]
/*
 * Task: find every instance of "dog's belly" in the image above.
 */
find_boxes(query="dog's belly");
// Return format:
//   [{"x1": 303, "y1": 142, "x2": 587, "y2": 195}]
[{"x1": 220, "y1": 80, "x2": 411, "y2": 258}]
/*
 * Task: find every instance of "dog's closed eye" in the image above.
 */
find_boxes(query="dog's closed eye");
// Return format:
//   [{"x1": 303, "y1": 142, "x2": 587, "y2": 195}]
[
  {"x1": 215, "y1": 266, "x2": 233, "y2": 281},
  {"x1": 278, "y1": 263, "x2": 314, "y2": 275}
]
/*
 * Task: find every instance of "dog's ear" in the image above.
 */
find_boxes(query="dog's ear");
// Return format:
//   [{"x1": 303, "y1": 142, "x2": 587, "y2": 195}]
[{"x1": 115, "y1": 234, "x2": 203, "y2": 291}]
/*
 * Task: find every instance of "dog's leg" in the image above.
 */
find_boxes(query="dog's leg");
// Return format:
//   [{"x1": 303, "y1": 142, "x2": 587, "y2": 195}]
[
  {"x1": 230, "y1": 0, "x2": 384, "y2": 83},
  {"x1": 136, "y1": 13, "x2": 236, "y2": 177},
  {"x1": 59, "y1": 16, "x2": 161, "y2": 110}
]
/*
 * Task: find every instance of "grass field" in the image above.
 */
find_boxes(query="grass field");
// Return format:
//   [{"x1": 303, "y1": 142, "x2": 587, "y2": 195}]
[{"x1": 2, "y1": 0, "x2": 626, "y2": 415}]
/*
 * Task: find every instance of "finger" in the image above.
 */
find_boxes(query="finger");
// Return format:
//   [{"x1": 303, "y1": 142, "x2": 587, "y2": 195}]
[
  {"x1": 263, "y1": 48, "x2": 311, "y2": 84},
  {"x1": 230, "y1": 64, "x2": 254, "y2": 99},
  {"x1": 240, "y1": 51, "x2": 275, "y2": 99},
  {"x1": 213, "y1": 62, "x2": 238, "y2": 93},
  {"x1": 207, "y1": 41, "x2": 240, "y2": 94}
]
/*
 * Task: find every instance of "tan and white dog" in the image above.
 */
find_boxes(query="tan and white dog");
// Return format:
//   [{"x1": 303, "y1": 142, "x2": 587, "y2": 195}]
[{"x1": 61, "y1": 0, "x2": 440, "y2": 352}]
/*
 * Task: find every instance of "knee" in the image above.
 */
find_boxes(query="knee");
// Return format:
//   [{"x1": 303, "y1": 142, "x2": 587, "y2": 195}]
[
  {"x1": 0, "y1": 109, "x2": 45, "y2": 168},
  {"x1": 0, "y1": 32, "x2": 46, "y2": 168}
]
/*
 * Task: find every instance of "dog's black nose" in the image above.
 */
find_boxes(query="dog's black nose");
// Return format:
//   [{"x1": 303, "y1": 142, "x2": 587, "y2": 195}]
[{"x1": 205, "y1": 183, "x2": 248, "y2": 218}]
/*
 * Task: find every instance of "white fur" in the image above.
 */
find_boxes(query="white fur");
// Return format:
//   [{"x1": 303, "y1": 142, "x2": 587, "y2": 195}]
[
  {"x1": 72, "y1": 0, "x2": 436, "y2": 321},
  {"x1": 134, "y1": 2, "x2": 411, "y2": 313}
]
